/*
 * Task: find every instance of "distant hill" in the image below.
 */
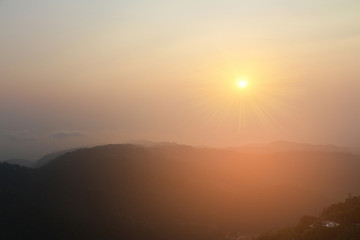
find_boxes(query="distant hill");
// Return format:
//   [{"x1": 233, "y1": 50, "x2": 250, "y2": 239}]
[
  {"x1": 32, "y1": 148, "x2": 79, "y2": 168},
  {"x1": 1, "y1": 144, "x2": 360, "y2": 240},
  {"x1": 235, "y1": 141, "x2": 348, "y2": 154},
  {"x1": 2, "y1": 148, "x2": 80, "y2": 168},
  {"x1": 2, "y1": 141, "x2": 349, "y2": 168},
  {"x1": 2, "y1": 158, "x2": 34, "y2": 168}
]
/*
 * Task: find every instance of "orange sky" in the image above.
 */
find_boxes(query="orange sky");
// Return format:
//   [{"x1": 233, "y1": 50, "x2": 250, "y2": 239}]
[{"x1": 1, "y1": 0, "x2": 360, "y2": 159}]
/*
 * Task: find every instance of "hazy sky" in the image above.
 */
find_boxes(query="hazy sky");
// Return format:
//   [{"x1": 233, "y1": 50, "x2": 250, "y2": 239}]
[{"x1": 1, "y1": 0, "x2": 360, "y2": 160}]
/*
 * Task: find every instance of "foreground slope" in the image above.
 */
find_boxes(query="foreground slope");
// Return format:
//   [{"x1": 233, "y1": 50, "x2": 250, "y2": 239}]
[
  {"x1": 256, "y1": 195, "x2": 360, "y2": 240},
  {"x1": 1, "y1": 144, "x2": 360, "y2": 240}
]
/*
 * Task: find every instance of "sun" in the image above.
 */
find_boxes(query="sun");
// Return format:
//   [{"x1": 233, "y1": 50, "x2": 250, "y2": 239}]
[{"x1": 236, "y1": 79, "x2": 248, "y2": 89}]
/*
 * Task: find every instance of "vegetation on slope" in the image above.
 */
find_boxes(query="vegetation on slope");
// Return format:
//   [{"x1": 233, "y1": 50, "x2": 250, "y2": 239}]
[{"x1": 256, "y1": 195, "x2": 360, "y2": 240}]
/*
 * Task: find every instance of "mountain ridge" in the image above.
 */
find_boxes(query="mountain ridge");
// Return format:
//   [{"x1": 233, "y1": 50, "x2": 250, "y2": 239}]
[{"x1": 1, "y1": 143, "x2": 360, "y2": 239}]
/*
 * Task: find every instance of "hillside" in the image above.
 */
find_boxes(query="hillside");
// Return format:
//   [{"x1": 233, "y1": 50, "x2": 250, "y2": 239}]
[
  {"x1": 1, "y1": 144, "x2": 360, "y2": 240},
  {"x1": 256, "y1": 195, "x2": 360, "y2": 240}
]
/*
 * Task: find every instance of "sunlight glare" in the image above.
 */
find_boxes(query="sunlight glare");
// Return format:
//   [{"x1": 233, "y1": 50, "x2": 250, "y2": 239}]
[{"x1": 237, "y1": 79, "x2": 248, "y2": 89}]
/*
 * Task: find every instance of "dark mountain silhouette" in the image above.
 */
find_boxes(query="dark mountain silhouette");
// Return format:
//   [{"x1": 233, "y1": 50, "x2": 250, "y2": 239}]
[
  {"x1": 2, "y1": 148, "x2": 79, "y2": 168},
  {"x1": 1, "y1": 144, "x2": 360, "y2": 240},
  {"x1": 255, "y1": 195, "x2": 360, "y2": 240},
  {"x1": 32, "y1": 148, "x2": 79, "y2": 168},
  {"x1": 2, "y1": 158, "x2": 34, "y2": 168}
]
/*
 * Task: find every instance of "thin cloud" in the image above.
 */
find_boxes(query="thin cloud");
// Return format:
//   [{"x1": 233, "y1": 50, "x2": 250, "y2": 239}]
[
  {"x1": 3, "y1": 131, "x2": 38, "y2": 141},
  {"x1": 52, "y1": 130, "x2": 86, "y2": 139}
]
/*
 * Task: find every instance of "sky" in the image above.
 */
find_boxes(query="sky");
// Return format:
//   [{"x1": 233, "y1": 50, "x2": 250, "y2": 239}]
[{"x1": 1, "y1": 0, "x2": 360, "y2": 160}]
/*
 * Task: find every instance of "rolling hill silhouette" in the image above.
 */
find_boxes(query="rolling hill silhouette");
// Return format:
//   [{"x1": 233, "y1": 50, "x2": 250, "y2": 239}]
[
  {"x1": 255, "y1": 195, "x2": 360, "y2": 240},
  {"x1": 1, "y1": 144, "x2": 360, "y2": 240}
]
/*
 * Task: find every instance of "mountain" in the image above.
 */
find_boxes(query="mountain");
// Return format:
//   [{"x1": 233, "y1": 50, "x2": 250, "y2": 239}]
[
  {"x1": 2, "y1": 158, "x2": 34, "y2": 168},
  {"x1": 1, "y1": 148, "x2": 80, "y2": 168},
  {"x1": 235, "y1": 141, "x2": 348, "y2": 154},
  {"x1": 32, "y1": 148, "x2": 79, "y2": 168},
  {"x1": 255, "y1": 195, "x2": 360, "y2": 240},
  {"x1": 1, "y1": 144, "x2": 360, "y2": 240}
]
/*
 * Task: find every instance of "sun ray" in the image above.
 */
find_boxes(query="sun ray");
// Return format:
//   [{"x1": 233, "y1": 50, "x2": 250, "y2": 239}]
[{"x1": 181, "y1": 67, "x2": 301, "y2": 140}]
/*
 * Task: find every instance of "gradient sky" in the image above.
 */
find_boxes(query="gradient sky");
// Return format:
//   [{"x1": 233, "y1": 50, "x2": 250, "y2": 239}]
[{"x1": 1, "y1": 0, "x2": 360, "y2": 160}]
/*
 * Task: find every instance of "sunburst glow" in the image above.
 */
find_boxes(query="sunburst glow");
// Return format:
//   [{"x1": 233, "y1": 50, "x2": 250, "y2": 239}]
[
  {"x1": 237, "y1": 79, "x2": 248, "y2": 89},
  {"x1": 189, "y1": 70, "x2": 297, "y2": 135}
]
